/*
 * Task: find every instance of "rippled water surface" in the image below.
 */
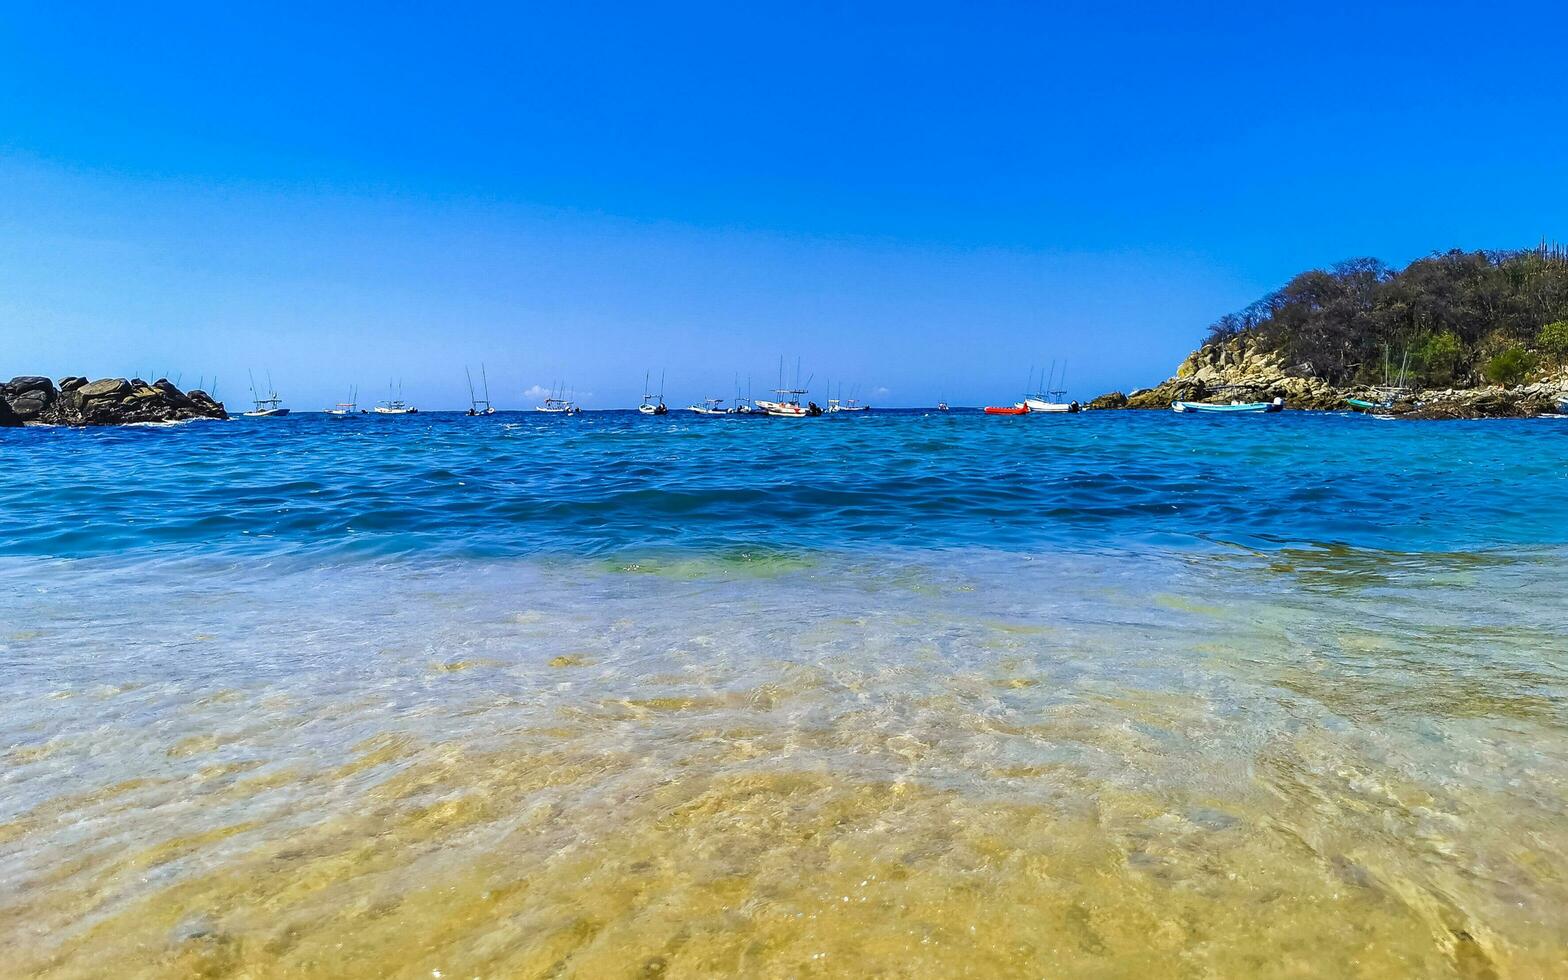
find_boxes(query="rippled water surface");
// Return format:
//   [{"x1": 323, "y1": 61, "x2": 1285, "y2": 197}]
[{"x1": 2, "y1": 411, "x2": 1566, "y2": 977}]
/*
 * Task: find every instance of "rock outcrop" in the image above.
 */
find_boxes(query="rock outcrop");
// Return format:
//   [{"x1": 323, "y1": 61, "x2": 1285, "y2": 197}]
[
  {"x1": 1094, "y1": 338, "x2": 1568, "y2": 418},
  {"x1": 0, "y1": 376, "x2": 227, "y2": 426}
]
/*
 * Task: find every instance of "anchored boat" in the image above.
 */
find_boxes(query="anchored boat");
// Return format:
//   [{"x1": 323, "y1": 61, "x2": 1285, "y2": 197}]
[
  {"x1": 243, "y1": 371, "x2": 290, "y2": 417},
  {"x1": 374, "y1": 381, "x2": 418, "y2": 414},
  {"x1": 637, "y1": 371, "x2": 669, "y2": 415},
  {"x1": 688, "y1": 397, "x2": 728, "y2": 415},
  {"x1": 1171, "y1": 396, "x2": 1284, "y2": 414},
  {"x1": 466, "y1": 365, "x2": 496, "y2": 416},
  {"x1": 324, "y1": 386, "x2": 358, "y2": 415},
  {"x1": 1021, "y1": 361, "x2": 1079, "y2": 413},
  {"x1": 755, "y1": 357, "x2": 822, "y2": 417},
  {"x1": 984, "y1": 403, "x2": 1030, "y2": 415}
]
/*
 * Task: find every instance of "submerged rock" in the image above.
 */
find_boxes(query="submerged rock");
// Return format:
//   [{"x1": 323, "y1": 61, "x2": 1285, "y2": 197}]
[{"x1": 1, "y1": 375, "x2": 227, "y2": 426}]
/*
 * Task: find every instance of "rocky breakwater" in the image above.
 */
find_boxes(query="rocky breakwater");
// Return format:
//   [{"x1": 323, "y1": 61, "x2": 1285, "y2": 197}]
[
  {"x1": 1092, "y1": 338, "x2": 1567, "y2": 418},
  {"x1": 0, "y1": 376, "x2": 227, "y2": 427}
]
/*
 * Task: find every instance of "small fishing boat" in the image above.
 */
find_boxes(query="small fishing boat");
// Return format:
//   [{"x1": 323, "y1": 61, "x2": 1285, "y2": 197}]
[
  {"x1": 826, "y1": 382, "x2": 870, "y2": 413},
  {"x1": 1171, "y1": 397, "x2": 1284, "y2": 414},
  {"x1": 984, "y1": 403, "x2": 1030, "y2": 415},
  {"x1": 1021, "y1": 361, "x2": 1079, "y2": 412},
  {"x1": 1348, "y1": 348, "x2": 1413, "y2": 413},
  {"x1": 536, "y1": 396, "x2": 581, "y2": 415},
  {"x1": 688, "y1": 397, "x2": 728, "y2": 415},
  {"x1": 637, "y1": 371, "x2": 668, "y2": 415},
  {"x1": 757, "y1": 357, "x2": 820, "y2": 416},
  {"x1": 243, "y1": 371, "x2": 290, "y2": 417},
  {"x1": 375, "y1": 380, "x2": 418, "y2": 414},
  {"x1": 936, "y1": 401, "x2": 950, "y2": 412},
  {"x1": 466, "y1": 365, "x2": 496, "y2": 416},
  {"x1": 324, "y1": 386, "x2": 358, "y2": 415}
]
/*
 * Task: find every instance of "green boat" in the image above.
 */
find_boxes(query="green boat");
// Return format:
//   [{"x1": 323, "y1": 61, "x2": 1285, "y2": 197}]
[{"x1": 1345, "y1": 397, "x2": 1379, "y2": 411}]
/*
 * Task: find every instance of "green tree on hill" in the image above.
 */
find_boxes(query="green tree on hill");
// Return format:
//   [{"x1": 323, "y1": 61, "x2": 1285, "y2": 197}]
[
  {"x1": 1206, "y1": 246, "x2": 1568, "y2": 386},
  {"x1": 1483, "y1": 345, "x2": 1538, "y2": 386},
  {"x1": 1539, "y1": 320, "x2": 1568, "y2": 371}
]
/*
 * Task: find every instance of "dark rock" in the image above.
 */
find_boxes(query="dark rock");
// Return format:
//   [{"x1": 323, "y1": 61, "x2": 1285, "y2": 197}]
[
  {"x1": 2, "y1": 376, "x2": 226, "y2": 426},
  {"x1": 6, "y1": 376, "x2": 55, "y2": 397},
  {"x1": 1087, "y1": 391, "x2": 1128, "y2": 410},
  {"x1": 79, "y1": 378, "x2": 132, "y2": 401},
  {"x1": 2, "y1": 377, "x2": 57, "y2": 421}
]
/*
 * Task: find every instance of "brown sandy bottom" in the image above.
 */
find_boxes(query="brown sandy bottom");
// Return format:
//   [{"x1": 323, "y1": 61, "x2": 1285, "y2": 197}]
[{"x1": 1, "y1": 550, "x2": 1565, "y2": 977}]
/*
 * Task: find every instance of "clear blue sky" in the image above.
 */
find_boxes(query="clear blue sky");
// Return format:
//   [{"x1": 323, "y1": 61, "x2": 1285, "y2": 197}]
[{"x1": 2, "y1": 1, "x2": 1565, "y2": 409}]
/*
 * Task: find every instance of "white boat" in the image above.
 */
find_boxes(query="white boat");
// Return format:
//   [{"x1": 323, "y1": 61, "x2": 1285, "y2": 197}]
[
  {"x1": 688, "y1": 397, "x2": 728, "y2": 415},
  {"x1": 466, "y1": 365, "x2": 496, "y2": 416},
  {"x1": 375, "y1": 380, "x2": 418, "y2": 414},
  {"x1": 760, "y1": 357, "x2": 822, "y2": 417},
  {"x1": 825, "y1": 381, "x2": 871, "y2": 413},
  {"x1": 535, "y1": 382, "x2": 581, "y2": 414},
  {"x1": 637, "y1": 371, "x2": 668, "y2": 415},
  {"x1": 242, "y1": 370, "x2": 290, "y2": 417},
  {"x1": 1022, "y1": 361, "x2": 1079, "y2": 413},
  {"x1": 535, "y1": 397, "x2": 580, "y2": 415},
  {"x1": 324, "y1": 385, "x2": 358, "y2": 415},
  {"x1": 1172, "y1": 397, "x2": 1285, "y2": 414},
  {"x1": 936, "y1": 401, "x2": 950, "y2": 412},
  {"x1": 1022, "y1": 397, "x2": 1079, "y2": 413}
]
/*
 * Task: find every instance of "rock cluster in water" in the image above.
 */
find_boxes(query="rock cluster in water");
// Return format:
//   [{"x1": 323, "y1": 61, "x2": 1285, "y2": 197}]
[
  {"x1": 0, "y1": 376, "x2": 227, "y2": 426},
  {"x1": 1092, "y1": 337, "x2": 1567, "y2": 418}
]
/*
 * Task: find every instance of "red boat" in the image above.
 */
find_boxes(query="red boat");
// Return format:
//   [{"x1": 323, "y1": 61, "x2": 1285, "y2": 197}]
[{"x1": 984, "y1": 403, "x2": 1030, "y2": 415}]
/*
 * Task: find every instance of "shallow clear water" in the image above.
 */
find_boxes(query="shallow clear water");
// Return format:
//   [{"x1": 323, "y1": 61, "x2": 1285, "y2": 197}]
[{"x1": 2, "y1": 411, "x2": 1566, "y2": 976}]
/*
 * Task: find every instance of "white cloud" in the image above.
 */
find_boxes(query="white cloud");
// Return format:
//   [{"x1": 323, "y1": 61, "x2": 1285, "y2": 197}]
[
  {"x1": 522, "y1": 385, "x2": 551, "y2": 399},
  {"x1": 872, "y1": 386, "x2": 891, "y2": 397}
]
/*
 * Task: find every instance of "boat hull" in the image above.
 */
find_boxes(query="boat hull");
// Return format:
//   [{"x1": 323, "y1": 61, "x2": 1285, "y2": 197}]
[
  {"x1": 1172, "y1": 398, "x2": 1284, "y2": 414},
  {"x1": 242, "y1": 408, "x2": 291, "y2": 417},
  {"x1": 1022, "y1": 399, "x2": 1079, "y2": 413},
  {"x1": 984, "y1": 404, "x2": 1029, "y2": 415}
]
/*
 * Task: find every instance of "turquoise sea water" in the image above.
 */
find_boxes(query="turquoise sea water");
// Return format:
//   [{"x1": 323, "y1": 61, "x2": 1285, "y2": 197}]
[
  {"x1": 2, "y1": 410, "x2": 1567, "y2": 977},
  {"x1": 3, "y1": 409, "x2": 1566, "y2": 558}
]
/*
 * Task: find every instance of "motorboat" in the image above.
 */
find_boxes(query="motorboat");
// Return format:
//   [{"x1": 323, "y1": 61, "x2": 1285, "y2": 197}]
[
  {"x1": 1171, "y1": 397, "x2": 1284, "y2": 414},
  {"x1": 637, "y1": 371, "x2": 668, "y2": 415},
  {"x1": 242, "y1": 370, "x2": 290, "y2": 417},
  {"x1": 466, "y1": 365, "x2": 496, "y2": 416}
]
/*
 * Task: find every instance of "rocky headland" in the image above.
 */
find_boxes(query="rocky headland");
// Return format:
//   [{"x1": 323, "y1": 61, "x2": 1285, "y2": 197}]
[
  {"x1": 1090, "y1": 246, "x2": 1568, "y2": 418},
  {"x1": 0, "y1": 376, "x2": 227, "y2": 427},
  {"x1": 1089, "y1": 337, "x2": 1568, "y2": 418}
]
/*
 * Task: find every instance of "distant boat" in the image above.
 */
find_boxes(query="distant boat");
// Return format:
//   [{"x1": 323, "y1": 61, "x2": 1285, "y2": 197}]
[
  {"x1": 729, "y1": 376, "x2": 756, "y2": 414},
  {"x1": 1172, "y1": 397, "x2": 1284, "y2": 414},
  {"x1": 756, "y1": 357, "x2": 821, "y2": 416},
  {"x1": 535, "y1": 382, "x2": 581, "y2": 414},
  {"x1": 375, "y1": 380, "x2": 418, "y2": 414},
  {"x1": 466, "y1": 365, "x2": 496, "y2": 416},
  {"x1": 1347, "y1": 347, "x2": 1413, "y2": 413},
  {"x1": 637, "y1": 371, "x2": 668, "y2": 415},
  {"x1": 936, "y1": 401, "x2": 950, "y2": 412},
  {"x1": 1021, "y1": 360, "x2": 1079, "y2": 413},
  {"x1": 325, "y1": 386, "x2": 358, "y2": 415},
  {"x1": 984, "y1": 403, "x2": 1029, "y2": 415},
  {"x1": 243, "y1": 370, "x2": 290, "y2": 417},
  {"x1": 826, "y1": 382, "x2": 870, "y2": 413},
  {"x1": 688, "y1": 397, "x2": 728, "y2": 415},
  {"x1": 536, "y1": 397, "x2": 580, "y2": 415}
]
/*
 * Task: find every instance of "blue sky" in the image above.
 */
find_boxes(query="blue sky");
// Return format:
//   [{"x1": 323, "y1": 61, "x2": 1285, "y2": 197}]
[{"x1": 2, "y1": 1, "x2": 1565, "y2": 409}]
